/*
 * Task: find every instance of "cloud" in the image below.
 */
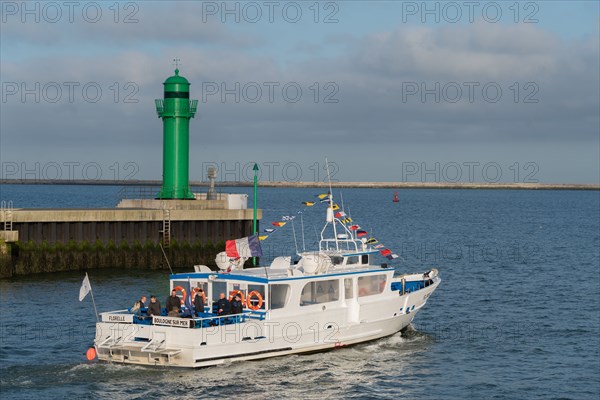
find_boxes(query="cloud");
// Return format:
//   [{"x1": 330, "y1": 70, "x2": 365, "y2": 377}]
[
  {"x1": 0, "y1": 2, "x2": 262, "y2": 48},
  {"x1": 1, "y1": 7, "x2": 598, "y2": 182}
]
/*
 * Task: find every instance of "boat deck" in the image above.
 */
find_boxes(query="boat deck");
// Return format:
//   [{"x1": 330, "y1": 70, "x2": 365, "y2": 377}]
[{"x1": 173, "y1": 263, "x2": 397, "y2": 283}]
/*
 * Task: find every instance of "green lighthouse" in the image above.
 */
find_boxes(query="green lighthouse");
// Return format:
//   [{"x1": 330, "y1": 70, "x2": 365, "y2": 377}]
[{"x1": 155, "y1": 67, "x2": 198, "y2": 199}]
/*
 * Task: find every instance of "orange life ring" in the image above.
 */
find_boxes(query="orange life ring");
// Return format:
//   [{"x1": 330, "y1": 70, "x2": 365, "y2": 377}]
[
  {"x1": 229, "y1": 290, "x2": 245, "y2": 305},
  {"x1": 246, "y1": 290, "x2": 263, "y2": 310},
  {"x1": 173, "y1": 285, "x2": 187, "y2": 305},
  {"x1": 191, "y1": 287, "x2": 206, "y2": 304}
]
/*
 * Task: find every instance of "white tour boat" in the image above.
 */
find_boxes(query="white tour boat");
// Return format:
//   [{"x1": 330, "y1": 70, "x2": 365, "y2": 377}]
[{"x1": 93, "y1": 194, "x2": 441, "y2": 368}]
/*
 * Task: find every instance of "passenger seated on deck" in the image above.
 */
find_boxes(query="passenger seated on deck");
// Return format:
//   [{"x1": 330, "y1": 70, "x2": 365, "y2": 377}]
[
  {"x1": 166, "y1": 289, "x2": 181, "y2": 314},
  {"x1": 147, "y1": 295, "x2": 162, "y2": 316},
  {"x1": 231, "y1": 294, "x2": 243, "y2": 315},
  {"x1": 168, "y1": 306, "x2": 180, "y2": 317},
  {"x1": 193, "y1": 289, "x2": 205, "y2": 315},
  {"x1": 216, "y1": 293, "x2": 231, "y2": 315}
]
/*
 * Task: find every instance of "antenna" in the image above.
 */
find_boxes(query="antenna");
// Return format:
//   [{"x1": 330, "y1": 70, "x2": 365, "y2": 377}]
[
  {"x1": 345, "y1": 205, "x2": 355, "y2": 241},
  {"x1": 299, "y1": 210, "x2": 306, "y2": 252},
  {"x1": 325, "y1": 158, "x2": 339, "y2": 251},
  {"x1": 325, "y1": 158, "x2": 334, "y2": 199},
  {"x1": 291, "y1": 217, "x2": 300, "y2": 255}
]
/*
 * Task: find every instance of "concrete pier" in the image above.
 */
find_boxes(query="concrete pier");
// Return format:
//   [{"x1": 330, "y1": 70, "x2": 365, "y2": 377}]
[
  {"x1": 1, "y1": 194, "x2": 260, "y2": 246},
  {"x1": 0, "y1": 194, "x2": 261, "y2": 278},
  {"x1": 4, "y1": 208, "x2": 258, "y2": 246}
]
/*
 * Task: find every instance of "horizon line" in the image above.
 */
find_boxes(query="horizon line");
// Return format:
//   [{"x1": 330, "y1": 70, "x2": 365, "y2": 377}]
[{"x1": 1, "y1": 179, "x2": 598, "y2": 191}]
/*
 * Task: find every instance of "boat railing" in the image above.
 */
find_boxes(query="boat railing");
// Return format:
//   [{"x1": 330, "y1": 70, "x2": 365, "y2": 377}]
[
  {"x1": 119, "y1": 308, "x2": 267, "y2": 328},
  {"x1": 390, "y1": 272, "x2": 438, "y2": 295},
  {"x1": 319, "y1": 237, "x2": 362, "y2": 253},
  {"x1": 98, "y1": 335, "x2": 120, "y2": 348},
  {"x1": 318, "y1": 211, "x2": 367, "y2": 253},
  {"x1": 188, "y1": 310, "x2": 264, "y2": 328},
  {"x1": 141, "y1": 338, "x2": 166, "y2": 352}
]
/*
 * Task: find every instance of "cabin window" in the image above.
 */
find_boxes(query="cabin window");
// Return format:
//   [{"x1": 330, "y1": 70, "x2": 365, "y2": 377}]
[
  {"x1": 171, "y1": 281, "x2": 189, "y2": 300},
  {"x1": 330, "y1": 256, "x2": 344, "y2": 265},
  {"x1": 211, "y1": 281, "x2": 227, "y2": 301},
  {"x1": 193, "y1": 281, "x2": 208, "y2": 301},
  {"x1": 346, "y1": 256, "x2": 359, "y2": 265},
  {"x1": 358, "y1": 275, "x2": 387, "y2": 297},
  {"x1": 269, "y1": 284, "x2": 290, "y2": 309},
  {"x1": 300, "y1": 279, "x2": 340, "y2": 306},
  {"x1": 193, "y1": 281, "x2": 208, "y2": 292},
  {"x1": 248, "y1": 284, "x2": 266, "y2": 310},
  {"x1": 361, "y1": 255, "x2": 369, "y2": 264},
  {"x1": 344, "y1": 278, "x2": 353, "y2": 299}
]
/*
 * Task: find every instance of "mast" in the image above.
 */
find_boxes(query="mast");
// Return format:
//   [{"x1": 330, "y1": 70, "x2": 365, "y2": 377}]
[
  {"x1": 325, "y1": 158, "x2": 339, "y2": 251},
  {"x1": 300, "y1": 210, "x2": 306, "y2": 252}
]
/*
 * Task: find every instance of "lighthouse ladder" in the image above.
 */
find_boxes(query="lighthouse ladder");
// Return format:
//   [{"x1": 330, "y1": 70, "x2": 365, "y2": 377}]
[
  {"x1": 162, "y1": 209, "x2": 171, "y2": 248},
  {"x1": 1, "y1": 201, "x2": 13, "y2": 231}
]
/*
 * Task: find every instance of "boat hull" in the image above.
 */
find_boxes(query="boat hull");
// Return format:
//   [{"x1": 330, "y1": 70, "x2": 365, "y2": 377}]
[{"x1": 94, "y1": 278, "x2": 440, "y2": 368}]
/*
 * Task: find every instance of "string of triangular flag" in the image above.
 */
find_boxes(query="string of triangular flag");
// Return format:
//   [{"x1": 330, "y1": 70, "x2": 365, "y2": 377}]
[
  {"x1": 342, "y1": 222, "x2": 399, "y2": 260},
  {"x1": 259, "y1": 212, "x2": 303, "y2": 241},
  {"x1": 317, "y1": 192, "x2": 400, "y2": 261},
  {"x1": 259, "y1": 192, "x2": 399, "y2": 260},
  {"x1": 259, "y1": 193, "x2": 332, "y2": 242}
]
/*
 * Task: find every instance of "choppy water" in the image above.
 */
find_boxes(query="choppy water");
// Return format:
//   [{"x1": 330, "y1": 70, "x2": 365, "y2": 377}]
[{"x1": 1, "y1": 185, "x2": 599, "y2": 399}]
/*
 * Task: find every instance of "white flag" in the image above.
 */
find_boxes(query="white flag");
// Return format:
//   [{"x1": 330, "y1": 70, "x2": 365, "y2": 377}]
[{"x1": 79, "y1": 274, "x2": 91, "y2": 301}]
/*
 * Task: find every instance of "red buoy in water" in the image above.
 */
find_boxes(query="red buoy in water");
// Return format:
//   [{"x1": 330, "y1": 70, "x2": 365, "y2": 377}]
[{"x1": 86, "y1": 347, "x2": 96, "y2": 361}]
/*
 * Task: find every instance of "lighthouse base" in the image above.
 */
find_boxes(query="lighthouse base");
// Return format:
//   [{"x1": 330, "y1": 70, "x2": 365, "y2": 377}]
[{"x1": 157, "y1": 187, "x2": 195, "y2": 200}]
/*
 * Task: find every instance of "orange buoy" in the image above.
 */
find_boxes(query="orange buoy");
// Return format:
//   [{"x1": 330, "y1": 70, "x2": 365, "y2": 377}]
[
  {"x1": 228, "y1": 289, "x2": 245, "y2": 305},
  {"x1": 86, "y1": 347, "x2": 96, "y2": 361},
  {"x1": 191, "y1": 287, "x2": 206, "y2": 305},
  {"x1": 173, "y1": 285, "x2": 187, "y2": 305},
  {"x1": 246, "y1": 290, "x2": 263, "y2": 310}
]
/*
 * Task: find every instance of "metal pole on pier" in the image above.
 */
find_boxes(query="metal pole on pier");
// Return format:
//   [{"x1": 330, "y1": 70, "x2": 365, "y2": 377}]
[{"x1": 253, "y1": 163, "x2": 259, "y2": 266}]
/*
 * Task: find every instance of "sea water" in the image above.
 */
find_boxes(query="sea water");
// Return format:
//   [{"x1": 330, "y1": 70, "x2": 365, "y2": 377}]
[{"x1": 0, "y1": 185, "x2": 598, "y2": 399}]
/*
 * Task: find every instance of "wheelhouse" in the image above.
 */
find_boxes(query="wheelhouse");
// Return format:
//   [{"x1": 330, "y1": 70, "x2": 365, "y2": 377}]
[{"x1": 169, "y1": 264, "x2": 395, "y2": 316}]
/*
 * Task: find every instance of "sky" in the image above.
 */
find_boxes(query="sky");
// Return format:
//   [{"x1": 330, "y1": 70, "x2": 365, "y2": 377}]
[{"x1": 1, "y1": 0, "x2": 599, "y2": 184}]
